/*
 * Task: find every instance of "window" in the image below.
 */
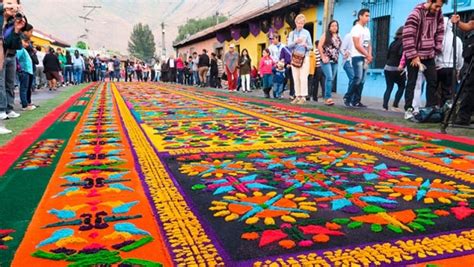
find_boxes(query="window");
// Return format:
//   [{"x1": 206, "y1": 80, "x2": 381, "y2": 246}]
[
  {"x1": 258, "y1": 43, "x2": 266, "y2": 61},
  {"x1": 372, "y1": 15, "x2": 390, "y2": 69}
]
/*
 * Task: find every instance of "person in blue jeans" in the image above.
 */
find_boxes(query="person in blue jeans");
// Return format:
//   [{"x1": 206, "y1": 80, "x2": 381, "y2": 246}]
[
  {"x1": 17, "y1": 37, "x2": 36, "y2": 111},
  {"x1": 272, "y1": 61, "x2": 286, "y2": 99},
  {"x1": 345, "y1": 9, "x2": 372, "y2": 108},
  {"x1": 341, "y1": 20, "x2": 357, "y2": 106},
  {"x1": 72, "y1": 50, "x2": 85, "y2": 84},
  {"x1": 318, "y1": 20, "x2": 341, "y2": 106}
]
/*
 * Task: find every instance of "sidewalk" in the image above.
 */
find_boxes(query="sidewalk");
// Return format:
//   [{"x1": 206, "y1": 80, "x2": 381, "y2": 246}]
[{"x1": 196, "y1": 85, "x2": 473, "y2": 139}]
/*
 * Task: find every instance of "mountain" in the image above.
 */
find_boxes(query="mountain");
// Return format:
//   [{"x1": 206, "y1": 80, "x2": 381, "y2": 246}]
[{"x1": 22, "y1": 0, "x2": 278, "y2": 55}]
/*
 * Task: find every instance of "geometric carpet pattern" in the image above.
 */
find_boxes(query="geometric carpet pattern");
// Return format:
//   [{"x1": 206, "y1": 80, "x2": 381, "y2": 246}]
[{"x1": 1, "y1": 82, "x2": 473, "y2": 266}]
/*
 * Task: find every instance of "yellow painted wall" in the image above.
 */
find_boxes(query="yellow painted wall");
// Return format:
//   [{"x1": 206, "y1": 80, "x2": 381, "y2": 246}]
[
  {"x1": 30, "y1": 36, "x2": 52, "y2": 51},
  {"x1": 223, "y1": 6, "x2": 317, "y2": 66}
]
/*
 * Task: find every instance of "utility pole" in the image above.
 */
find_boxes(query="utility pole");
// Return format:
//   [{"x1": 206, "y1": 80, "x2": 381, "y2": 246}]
[
  {"x1": 215, "y1": 11, "x2": 219, "y2": 25},
  {"x1": 161, "y1": 22, "x2": 166, "y2": 57},
  {"x1": 78, "y1": 5, "x2": 101, "y2": 50}
]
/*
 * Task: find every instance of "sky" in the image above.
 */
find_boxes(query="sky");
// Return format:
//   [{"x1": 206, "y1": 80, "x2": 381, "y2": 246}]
[{"x1": 22, "y1": 0, "x2": 278, "y2": 55}]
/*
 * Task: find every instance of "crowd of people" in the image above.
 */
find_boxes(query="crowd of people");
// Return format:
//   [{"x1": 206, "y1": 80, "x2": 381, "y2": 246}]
[{"x1": 150, "y1": 0, "x2": 473, "y2": 126}]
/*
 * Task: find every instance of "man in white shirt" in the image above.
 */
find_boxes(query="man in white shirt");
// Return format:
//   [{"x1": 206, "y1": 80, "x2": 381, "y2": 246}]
[
  {"x1": 345, "y1": 9, "x2": 372, "y2": 108},
  {"x1": 342, "y1": 20, "x2": 357, "y2": 107},
  {"x1": 268, "y1": 34, "x2": 284, "y2": 63}
]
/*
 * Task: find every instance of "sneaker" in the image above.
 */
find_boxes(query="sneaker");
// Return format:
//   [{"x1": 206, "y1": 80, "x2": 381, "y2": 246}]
[
  {"x1": 390, "y1": 107, "x2": 402, "y2": 112},
  {"x1": 354, "y1": 102, "x2": 367, "y2": 108},
  {"x1": 289, "y1": 95, "x2": 296, "y2": 100},
  {"x1": 344, "y1": 101, "x2": 351, "y2": 107},
  {"x1": 22, "y1": 105, "x2": 36, "y2": 111},
  {"x1": 404, "y1": 108, "x2": 414, "y2": 120},
  {"x1": 290, "y1": 97, "x2": 299, "y2": 104},
  {"x1": 324, "y1": 98, "x2": 335, "y2": 106},
  {"x1": 7, "y1": 111, "x2": 20, "y2": 119},
  {"x1": 0, "y1": 126, "x2": 12, "y2": 134},
  {"x1": 0, "y1": 112, "x2": 7, "y2": 120}
]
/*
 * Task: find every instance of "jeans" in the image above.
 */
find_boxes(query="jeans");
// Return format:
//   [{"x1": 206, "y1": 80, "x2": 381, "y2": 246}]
[
  {"x1": 154, "y1": 71, "x2": 161, "y2": 82},
  {"x1": 114, "y1": 70, "x2": 121, "y2": 81},
  {"x1": 193, "y1": 70, "x2": 199, "y2": 85},
  {"x1": 0, "y1": 57, "x2": 16, "y2": 112},
  {"x1": 18, "y1": 72, "x2": 30, "y2": 108},
  {"x1": 321, "y1": 62, "x2": 338, "y2": 99},
  {"x1": 285, "y1": 66, "x2": 295, "y2": 97},
  {"x1": 273, "y1": 83, "x2": 284, "y2": 98},
  {"x1": 383, "y1": 70, "x2": 406, "y2": 109},
  {"x1": 345, "y1": 56, "x2": 366, "y2": 105},
  {"x1": 226, "y1": 68, "x2": 239, "y2": 90},
  {"x1": 177, "y1": 69, "x2": 184, "y2": 84},
  {"x1": 73, "y1": 66, "x2": 83, "y2": 84},
  {"x1": 241, "y1": 74, "x2": 251, "y2": 91},
  {"x1": 405, "y1": 58, "x2": 437, "y2": 110},
  {"x1": 436, "y1": 68, "x2": 454, "y2": 106},
  {"x1": 342, "y1": 61, "x2": 354, "y2": 103},
  {"x1": 65, "y1": 65, "x2": 73, "y2": 83}
]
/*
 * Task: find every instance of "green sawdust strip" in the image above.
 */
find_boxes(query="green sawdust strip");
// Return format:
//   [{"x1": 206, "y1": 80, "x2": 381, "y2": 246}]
[
  {"x1": 0, "y1": 84, "x2": 96, "y2": 266},
  {"x1": 120, "y1": 236, "x2": 154, "y2": 252},
  {"x1": 121, "y1": 258, "x2": 163, "y2": 267},
  {"x1": 0, "y1": 85, "x2": 87, "y2": 146}
]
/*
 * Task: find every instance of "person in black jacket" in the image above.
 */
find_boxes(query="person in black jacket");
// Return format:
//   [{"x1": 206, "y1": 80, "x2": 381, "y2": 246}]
[
  {"x1": 43, "y1": 47, "x2": 61, "y2": 91},
  {"x1": 0, "y1": 0, "x2": 25, "y2": 121},
  {"x1": 382, "y1": 27, "x2": 406, "y2": 111},
  {"x1": 198, "y1": 49, "x2": 210, "y2": 87},
  {"x1": 209, "y1": 53, "x2": 218, "y2": 88}
]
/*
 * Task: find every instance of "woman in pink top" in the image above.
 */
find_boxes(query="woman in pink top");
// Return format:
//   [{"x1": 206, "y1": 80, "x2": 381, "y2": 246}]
[
  {"x1": 259, "y1": 48, "x2": 274, "y2": 98},
  {"x1": 176, "y1": 54, "x2": 185, "y2": 84}
]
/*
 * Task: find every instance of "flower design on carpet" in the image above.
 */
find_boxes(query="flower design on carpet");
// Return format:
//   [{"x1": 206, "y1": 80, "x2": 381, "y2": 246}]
[
  {"x1": 306, "y1": 149, "x2": 377, "y2": 167},
  {"x1": 340, "y1": 163, "x2": 416, "y2": 180},
  {"x1": 242, "y1": 222, "x2": 344, "y2": 249},
  {"x1": 15, "y1": 139, "x2": 65, "y2": 170},
  {"x1": 375, "y1": 178, "x2": 474, "y2": 204},
  {"x1": 204, "y1": 174, "x2": 275, "y2": 195},
  {"x1": 0, "y1": 229, "x2": 15, "y2": 250},
  {"x1": 210, "y1": 191, "x2": 317, "y2": 224},
  {"x1": 179, "y1": 159, "x2": 255, "y2": 178}
]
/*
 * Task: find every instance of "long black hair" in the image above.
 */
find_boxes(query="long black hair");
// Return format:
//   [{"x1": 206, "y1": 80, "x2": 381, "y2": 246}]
[{"x1": 324, "y1": 20, "x2": 339, "y2": 48}]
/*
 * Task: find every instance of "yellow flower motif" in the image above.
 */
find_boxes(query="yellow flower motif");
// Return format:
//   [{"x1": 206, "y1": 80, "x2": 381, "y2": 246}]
[{"x1": 210, "y1": 191, "x2": 316, "y2": 225}]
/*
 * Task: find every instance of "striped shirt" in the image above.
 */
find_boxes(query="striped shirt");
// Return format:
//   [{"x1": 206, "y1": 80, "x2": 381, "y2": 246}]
[
  {"x1": 314, "y1": 49, "x2": 321, "y2": 68},
  {"x1": 402, "y1": 3, "x2": 444, "y2": 60}
]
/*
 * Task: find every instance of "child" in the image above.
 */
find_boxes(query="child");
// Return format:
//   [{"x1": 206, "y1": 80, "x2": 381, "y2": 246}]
[
  {"x1": 16, "y1": 37, "x2": 36, "y2": 111},
  {"x1": 250, "y1": 65, "x2": 259, "y2": 89},
  {"x1": 259, "y1": 48, "x2": 274, "y2": 98},
  {"x1": 272, "y1": 60, "x2": 286, "y2": 99}
]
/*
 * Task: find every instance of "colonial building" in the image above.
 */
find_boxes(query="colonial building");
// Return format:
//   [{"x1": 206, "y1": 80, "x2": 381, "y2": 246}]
[{"x1": 173, "y1": 0, "x2": 323, "y2": 65}]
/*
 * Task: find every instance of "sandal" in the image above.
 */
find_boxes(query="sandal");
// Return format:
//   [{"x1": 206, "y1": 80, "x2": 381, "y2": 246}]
[{"x1": 325, "y1": 99, "x2": 335, "y2": 106}]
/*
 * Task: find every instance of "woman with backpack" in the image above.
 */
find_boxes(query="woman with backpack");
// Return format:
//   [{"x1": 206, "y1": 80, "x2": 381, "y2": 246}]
[{"x1": 288, "y1": 14, "x2": 313, "y2": 104}]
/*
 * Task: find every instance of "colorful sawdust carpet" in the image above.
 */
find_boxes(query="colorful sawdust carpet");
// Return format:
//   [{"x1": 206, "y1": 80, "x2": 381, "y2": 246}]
[{"x1": 0, "y1": 82, "x2": 473, "y2": 267}]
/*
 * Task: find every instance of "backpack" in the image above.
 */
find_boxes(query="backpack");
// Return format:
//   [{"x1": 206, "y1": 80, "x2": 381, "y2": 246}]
[{"x1": 411, "y1": 107, "x2": 444, "y2": 123}]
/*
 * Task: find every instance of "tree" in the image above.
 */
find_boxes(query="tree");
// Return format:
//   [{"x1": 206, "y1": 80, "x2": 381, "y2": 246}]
[
  {"x1": 174, "y1": 15, "x2": 228, "y2": 43},
  {"x1": 76, "y1": 41, "x2": 88, "y2": 50},
  {"x1": 128, "y1": 23, "x2": 156, "y2": 61}
]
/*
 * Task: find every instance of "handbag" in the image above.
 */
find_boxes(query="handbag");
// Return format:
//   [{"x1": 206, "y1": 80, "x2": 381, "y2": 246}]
[{"x1": 290, "y1": 31, "x2": 306, "y2": 68}]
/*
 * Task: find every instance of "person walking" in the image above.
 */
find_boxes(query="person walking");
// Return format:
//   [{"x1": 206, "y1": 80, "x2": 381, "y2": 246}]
[
  {"x1": 259, "y1": 48, "x2": 274, "y2": 98},
  {"x1": 43, "y1": 47, "x2": 62, "y2": 91},
  {"x1": 239, "y1": 49, "x2": 252, "y2": 92},
  {"x1": 224, "y1": 44, "x2": 239, "y2": 91},
  {"x1": 318, "y1": 20, "x2": 341, "y2": 106},
  {"x1": 402, "y1": 0, "x2": 446, "y2": 118},
  {"x1": 342, "y1": 20, "x2": 357, "y2": 107},
  {"x1": 17, "y1": 36, "x2": 36, "y2": 111},
  {"x1": 345, "y1": 9, "x2": 372, "y2": 108},
  {"x1": 72, "y1": 50, "x2": 85, "y2": 84},
  {"x1": 383, "y1": 26, "x2": 406, "y2": 111},
  {"x1": 288, "y1": 14, "x2": 313, "y2": 104},
  {"x1": 198, "y1": 49, "x2": 210, "y2": 87}
]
